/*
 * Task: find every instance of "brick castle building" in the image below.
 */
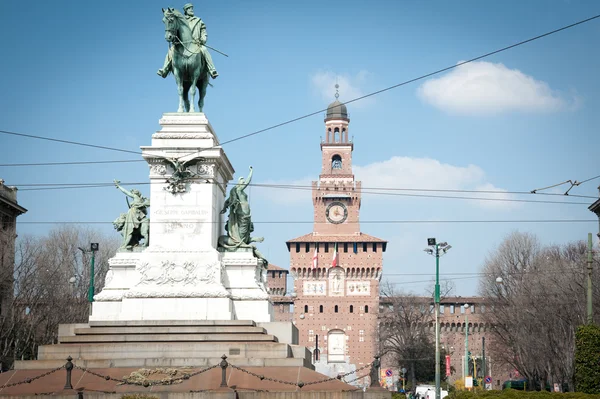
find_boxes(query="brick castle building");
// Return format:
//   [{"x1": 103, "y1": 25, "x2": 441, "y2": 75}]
[
  {"x1": 264, "y1": 99, "x2": 512, "y2": 389},
  {"x1": 267, "y1": 96, "x2": 386, "y2": 383}
]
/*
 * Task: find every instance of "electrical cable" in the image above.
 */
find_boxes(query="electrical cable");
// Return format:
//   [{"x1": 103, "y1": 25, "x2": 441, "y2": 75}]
[
  {"x1": 1, "y1": 14, "x2": 598, "y2": 161},
  {"x1": 0, "y1": 130, "x2": 141, "y2": 155},
  {"x1": 7, "y1": 219, "x2": 596, "y2": 226},
  {"x1": 13, "y1": 181, "x2": 593, "y2": 204}
]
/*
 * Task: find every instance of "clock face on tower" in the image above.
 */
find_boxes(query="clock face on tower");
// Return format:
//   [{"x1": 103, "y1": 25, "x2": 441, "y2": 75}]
[{"x1": 326, "y1": 201, "x2": 348, "y2": 224}]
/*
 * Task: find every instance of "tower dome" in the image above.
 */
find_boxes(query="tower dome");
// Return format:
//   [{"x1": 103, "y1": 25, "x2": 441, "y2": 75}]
[
  {"x1": 325, "y1": 100, "x2": 348, "y2": 120},
  {"x1": 325, "y1": 83, "x2": 349, "y2": 121}
]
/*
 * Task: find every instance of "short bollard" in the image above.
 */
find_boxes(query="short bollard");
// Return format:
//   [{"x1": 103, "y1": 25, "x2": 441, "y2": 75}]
[
  {"x1": 64, "y1": 356, "x2": 74, "y2": 389},
  {"x1": 220, "y1": 354, "x2": 229, "y2": 388}
]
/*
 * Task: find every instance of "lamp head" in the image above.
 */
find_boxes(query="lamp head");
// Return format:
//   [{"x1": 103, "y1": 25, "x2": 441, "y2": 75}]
[{"x1": 495, "y1": 277, "x2": 503, "y2": 284}]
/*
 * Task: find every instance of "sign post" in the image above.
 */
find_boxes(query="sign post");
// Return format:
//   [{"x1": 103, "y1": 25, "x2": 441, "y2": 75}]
[{"x1": 485, "y1": 376, "x2": 492, "y2": 390}]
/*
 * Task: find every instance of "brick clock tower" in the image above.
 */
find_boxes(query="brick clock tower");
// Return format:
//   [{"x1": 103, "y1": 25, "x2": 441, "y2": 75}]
[{"x1": 286, "y1": 92, "x2": 387, "y2": 383}]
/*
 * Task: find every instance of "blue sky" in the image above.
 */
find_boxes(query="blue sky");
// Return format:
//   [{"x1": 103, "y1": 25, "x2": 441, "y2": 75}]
[{"x1": 1, "y1": 0, "x2": 599, "y2": 296}]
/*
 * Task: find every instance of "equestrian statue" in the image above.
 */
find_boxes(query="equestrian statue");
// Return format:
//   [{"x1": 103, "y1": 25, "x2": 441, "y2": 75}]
[{"x1": 159, "y1": 3, "x2": 220, "y2": 113}]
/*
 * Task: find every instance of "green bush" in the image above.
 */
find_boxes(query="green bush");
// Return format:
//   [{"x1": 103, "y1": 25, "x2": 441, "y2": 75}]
[
  {"x1": 574, "y1": 324, "x2": 600, "y2": 394},
  {"x1": 448, "y1": 391, "x2": 600, "y2": 399}
]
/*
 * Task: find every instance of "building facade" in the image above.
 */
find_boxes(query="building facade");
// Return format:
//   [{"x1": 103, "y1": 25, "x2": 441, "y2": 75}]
[
  {"x1": 266, "y1": 263, "x2": 293, "y2": 322},
  {"x1": 0, "y1": 180, "x2": 27, "y2": 317},
  {"x1": 285, "y1": 98, "x2": 386, "y2": 381},
  {"x1": 379, "y1": 296, "x2": 513, "y2": 390},
  {"x1": 264, "y1": 101, "x2": 513, "y2": 390}
]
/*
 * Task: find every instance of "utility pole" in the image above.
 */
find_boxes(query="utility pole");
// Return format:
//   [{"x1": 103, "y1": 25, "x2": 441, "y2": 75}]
[
  {"x1": 425, "y1": 239, "x2": 452, "y2": 399},
  {"x1": 482, "y1": 337, "x2": 486, "y2": 389},
  {"x1": 587, "y1": 233, "x2": 593, "y2": 324},
  {"x1": 79, "y1": 243, "x2": 99, "y2": 315},
  {"x1": 464, "y1": 305, "x2": 469, "y2": 382}
]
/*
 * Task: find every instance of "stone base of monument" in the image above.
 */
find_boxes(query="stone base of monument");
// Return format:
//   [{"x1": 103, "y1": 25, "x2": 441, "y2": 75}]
[
  {"x1": 222, "y1": 250, "x2": 273, "y2": 322},
  {"x1": 90, "y1": 249, "x2": 274, "y2": 322},
  {"x1": 0, "y1": 319, "x2": 384, "y2": 397}
]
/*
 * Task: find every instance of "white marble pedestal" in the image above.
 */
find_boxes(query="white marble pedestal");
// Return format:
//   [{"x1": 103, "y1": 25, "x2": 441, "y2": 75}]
[
  {"x1": 91, "y1": 113, "x2": 272, "y2": 323},
  {"x1": 222, "y1": 251, "x2": 273, "y2": 322}
]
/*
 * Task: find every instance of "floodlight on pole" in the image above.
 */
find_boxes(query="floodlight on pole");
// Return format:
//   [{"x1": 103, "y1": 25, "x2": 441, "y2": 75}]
[
  {"x1": 425, "y1": 238, "x2": 452, "y2": 399},
  {"x1": 78, "y1": 243, "x2": 99, "y2": 314}
]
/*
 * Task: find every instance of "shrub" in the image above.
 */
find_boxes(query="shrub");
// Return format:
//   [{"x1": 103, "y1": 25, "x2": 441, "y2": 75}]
[{"x1": 574, "y1": 324, "x2": 600, "y2": 394}]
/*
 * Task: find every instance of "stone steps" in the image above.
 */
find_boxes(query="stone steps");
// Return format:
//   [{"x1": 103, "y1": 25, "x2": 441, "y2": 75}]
[
  {"x1": 72, "y1": 326, "x2": 267, "y2": 335},
  {"x1": 38, "y1": 341, "x2": 293, "y2": 360},
  {"x1": 14, "y1": 356, "x2": 308, "y2": 370},
  {"x1": 88, "y1": 319, "x2": 257, "y2": 327},
  {"x1": 58, "y1": 333, "x2": 278, "y2": 344}
]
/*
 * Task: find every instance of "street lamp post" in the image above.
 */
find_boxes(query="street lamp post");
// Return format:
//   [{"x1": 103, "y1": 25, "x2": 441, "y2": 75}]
[
  {"x1": 78, "y1": 243, "x2": 99, "y2": 314},
  {"x1": 464, "y1": 303, "x2": 469, "y2": 384},
  {"x1": 425, "y1": 238, "x2": 452, "y2": 399}
]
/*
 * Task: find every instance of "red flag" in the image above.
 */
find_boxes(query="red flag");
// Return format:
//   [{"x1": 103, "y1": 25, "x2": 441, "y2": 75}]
[
  {"x1": 331, "y1": 243, "x2": 338, "y2": 268},
  {"x1": 445, "y1": 355, "x2": 451, "y2": 376},
  {"x1": 312, "y1": 247, "x2": 318, "y2": 268}
]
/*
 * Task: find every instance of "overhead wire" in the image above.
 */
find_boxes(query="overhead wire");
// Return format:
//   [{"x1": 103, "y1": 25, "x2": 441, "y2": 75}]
[
  {"x1": 1, "y1": 14, "x2": 599, "y2": 162},
  {"x1": 12, "y1": 180, "x2": 594, "y2": 204},
  {"x1": 0, "y1": 130, "x2": 141, "y2": 155},
  {"x1": 6, "y1": 219, "x2": 596, "y2": 226}
]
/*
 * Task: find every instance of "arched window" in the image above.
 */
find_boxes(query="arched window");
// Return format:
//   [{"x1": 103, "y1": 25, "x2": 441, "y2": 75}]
[
  {"x1": 304, "y1": 305, "x2": 308, "y2": 313},
  {"x1": 332, "y1": 155, "x2": 342, "y2": 169},
  {"x1": 364, "y1": 305, "x2": 369, "y2": 313},
  {"x1": 334, "y1": 305, "x2": 339, "y2": 313},
  {"x1": 319, "y1": 305, "x2": 323, "y2": 313},
  {"x1": 334, "y1": 128, "x2": 340, "y2": 143},
  {"x1": 350, "y1": 305, "x2": 354, "y2": 313}
]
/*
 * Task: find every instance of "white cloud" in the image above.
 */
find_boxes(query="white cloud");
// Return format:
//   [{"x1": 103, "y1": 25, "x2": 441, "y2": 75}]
[
  {"x1": 354, "y1": 157, "x2": 485, "y2": 190},
  {"x1": 354, "y1": 156, "x2": 519, "y2": 211},
  {"x1": 258, "y1": 157, "x2": 519, "y2": 211},
  {"x1": 310, "y1": 70, "x2": 373, "y2": 108},
  {"x1": 417, "y1": 61, "x2": 577, "y2": 115}
]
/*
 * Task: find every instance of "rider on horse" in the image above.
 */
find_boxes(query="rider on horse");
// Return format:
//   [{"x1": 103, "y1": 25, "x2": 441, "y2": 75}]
[{"x1": 157, "y1": 3, "x2": 218, "y2": 79}]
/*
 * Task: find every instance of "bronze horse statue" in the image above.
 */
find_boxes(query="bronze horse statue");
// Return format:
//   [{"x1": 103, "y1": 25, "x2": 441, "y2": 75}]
[{"x1": 162, "y1": 8, "x2": 210, "y2": 113}]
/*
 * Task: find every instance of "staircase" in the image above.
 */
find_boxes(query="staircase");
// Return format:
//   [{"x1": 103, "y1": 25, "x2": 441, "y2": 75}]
[{"x1": 14, "y1": 320, "x2": 313, "y2": 370}]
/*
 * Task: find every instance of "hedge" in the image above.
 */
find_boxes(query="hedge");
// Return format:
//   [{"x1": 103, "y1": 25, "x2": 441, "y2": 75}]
[
  {"x1": 448, "y1": 391, "x2": 600, "y2": 399},
  {"x1": 574, "y1": 324, "x2": 600, "y2": 394}
]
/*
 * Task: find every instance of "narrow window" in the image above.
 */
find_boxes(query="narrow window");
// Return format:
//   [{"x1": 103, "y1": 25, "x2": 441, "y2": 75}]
[
  {"x1": 344, "y1": 243, "x2": 348, "y2": 253},
  {"x1": 304, "y1": 305, "x2": 308, "y2": 313},
  {"x1": 305, "y1": 243, "x2": 310, "y2": 252},
  {"x1": 332, "y1": 155, "x2": 342, "y2": 169},
  {"x1": 362, "y1": 243, "x2": 367, "y2": 252},
  {"x1": 319, "y1": 305, "x2": 323, "y2": 313},
  {"x1": 350, "y1": 305, "x2": 354, "y2": 313},
  {"x1": 324, "y1": 243, "x2": 329, "y2": 253},
  {"x1": 440, "y1": 305, "x2": 445, "y2": 314},
  {"x1": 295, "y1": 243, "x2": 300, "y2": 252},
  {"x1": 373, "y1": 243, "x2": 377, "y2": 252},
  {"x1": 364, "y1": 305, "x2": 369, "y2": 313},
  {"x1": 334, "y1": 305, "x2": 339, "y2": 313},
  {"x1": 450, "y1": 305, "x2": 455, "y2": 314}
]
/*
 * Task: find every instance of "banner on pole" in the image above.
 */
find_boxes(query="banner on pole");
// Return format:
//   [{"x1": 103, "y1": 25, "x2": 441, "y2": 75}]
[{"x1": 445, "y1": 355, "x2": 451, "y2": 376}]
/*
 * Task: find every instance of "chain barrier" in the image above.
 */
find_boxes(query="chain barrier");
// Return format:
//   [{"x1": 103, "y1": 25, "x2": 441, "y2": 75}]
[
  {"x1": 0, "y1": 365, "x2": 64, "y2": 389},
  {"x1": 74, "y1": 362, "x2": 219, "y2": 387},
  {"x1": 343, "y1": 373, "x2": 370, "y2": 385},
  {"x1": 0, "y1": 354, "x2": 376, "y2": 392},
  {"x1": 228, "y1": 359, "x2": 374, "y2": 388}
]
